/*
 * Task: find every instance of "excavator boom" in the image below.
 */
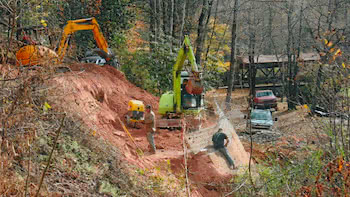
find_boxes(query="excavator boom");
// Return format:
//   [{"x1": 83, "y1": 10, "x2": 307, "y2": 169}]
[
  {"x1": 16, "y1": 17, "x2": 115, "y2": 66},
  {"x1": 159, "y1": 35, "x2": 203, "y2": 116},
  {"x1": 157, "y1": 35, "x2": 204, "y2": 130},
  {"x1": 57, "y1": 17, "x2": 112, "y2": 62},
  {"x1": 173, "y1": 35, "x2": 203, "y2": 113}
]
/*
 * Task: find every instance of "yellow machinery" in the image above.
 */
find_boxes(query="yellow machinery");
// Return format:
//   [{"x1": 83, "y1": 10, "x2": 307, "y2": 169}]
[
  {"x1": 16, "y1": 17, "x2": 115, "y2": 66},
  {"x1": 125, "y1": 100, "x2": 145, "y2": 128}
]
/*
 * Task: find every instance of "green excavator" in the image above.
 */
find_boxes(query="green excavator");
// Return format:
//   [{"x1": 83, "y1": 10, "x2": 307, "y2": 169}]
[{"x1": 157, "y1": 35, "x2": 204, "y2": 130}]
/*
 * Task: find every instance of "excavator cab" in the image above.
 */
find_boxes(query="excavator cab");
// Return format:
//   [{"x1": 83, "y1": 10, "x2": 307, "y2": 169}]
[{"x1": 181, "y1": 71, "x2": 202, "y2": 109}]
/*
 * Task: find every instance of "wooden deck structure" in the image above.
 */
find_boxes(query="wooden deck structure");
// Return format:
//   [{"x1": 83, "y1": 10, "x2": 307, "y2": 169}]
[
  {"x1": 225, "y1": 52, "x2": 321, "y2": 96},
  {"x1": 235, "y1": 52, "x2": 320, "y2": 86}
]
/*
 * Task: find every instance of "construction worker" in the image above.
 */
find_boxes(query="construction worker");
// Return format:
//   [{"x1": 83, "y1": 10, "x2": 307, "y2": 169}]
[
  {"x1": 143, "y1": 104, "x2": 156, "y2": 154},
  {"x1": 212, "y1": 128, "x2": 235, "y2": 169}
]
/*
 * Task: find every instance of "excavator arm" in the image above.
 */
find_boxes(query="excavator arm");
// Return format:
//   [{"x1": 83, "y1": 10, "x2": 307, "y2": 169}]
[
  {"x1": 57, "y1": 17, "x2": 113, "y2": 62},
  {"x1": 16, "y1": 17, "x2": 116, "y2": 67},
  {"x1": 157, "y1": 35, "x2": 203, "y2": 129},
  {"x1": 173, "y1": 35, "x2": 203, "y2": 113}
]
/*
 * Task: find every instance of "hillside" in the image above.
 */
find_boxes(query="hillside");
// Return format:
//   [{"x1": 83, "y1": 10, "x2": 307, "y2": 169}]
[
  {"x1": 1, "y1": 63, "x2": 249, "y2": 196},
  {"x1": 51, "y1": 63, "x2": 250, "y2": 196}
]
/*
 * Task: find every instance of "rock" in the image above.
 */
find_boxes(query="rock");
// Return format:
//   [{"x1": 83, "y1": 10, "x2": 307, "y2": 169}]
[
  {"x1": 156, "y1": 144, "x2": 165, "y2": 149},
  {"x1": 113, "y1": 131, "x2": 125, "y2": 137}
]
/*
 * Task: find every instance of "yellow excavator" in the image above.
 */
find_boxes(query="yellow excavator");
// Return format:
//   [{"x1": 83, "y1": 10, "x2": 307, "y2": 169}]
[{"x1": 16, "y1": 17, "x2": 118, "y2": 67}]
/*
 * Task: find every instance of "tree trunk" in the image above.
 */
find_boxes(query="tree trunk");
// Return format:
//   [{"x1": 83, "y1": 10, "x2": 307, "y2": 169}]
[
  {"x1": 195, "y1": 0, "x2": 209, "y2": 66},
  {"x1": 172, "y1": 0, "x2": 179, "y2": 41},
  {"x1": 169, "y1": 0, "x2": 174, "y2": 39},
  {"x1": 247, "y1": 4, "x2": 256, "y2": 98},
  {"x1": 167, "y1": 0, "x2": 174, "y2": 50},
  {"x1": 179, "y1": 0, "x2": 187, "y2": 45},
  {"x1": 205, "y1": 0, "x2": 220, "y2": 62},
  {"x1": 162, "y1": 1, "x2": 168, "y2": 35},
  {"x1": 204, "y1": 0, "x2": 214, "y2": 28},
  {"x1": 5, "y1": 2, "x2": 17, "y2": 64},
  {"x1": 267, "y1": 4, "x2": 273, "y2": 54},
  {"x1": 155, "y1": 0, "x2": 159, "y2": 41},
  {"x1": 156, "y1": 0, "x2": 164, "y2": 35},
  {"x1": 149, "y1": 0, "x2": 156, "y2": 50},
  {"x1": 344, "y1": 3, "x2": 348, "y2": 30},
  {"x1": 287, "y1": 1, "x2": 296, "y2": 110},
  {"x1": 156, "y1": 0, "x2": 163, "y2": 36},
  {"x1": 327, "y1": 0, "x2": 334, "y2": 31},
  {"x1": 215, "y1": 14, "x2": 231, "y2": 54},
  {"x1": 294, "y1": 1, "x2": 304, "y2": 106},
  {"x1": 16, "y1": 0, "x2": 22, "y2": 41},
  {"x1": 225, "y1": 0, "x2": 239, "y2": 110}
]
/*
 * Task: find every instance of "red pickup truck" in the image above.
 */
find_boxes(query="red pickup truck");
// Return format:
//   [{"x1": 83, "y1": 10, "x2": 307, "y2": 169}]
[{"x1": 252, "y1": 90, "x2": 278, "y2": 111}]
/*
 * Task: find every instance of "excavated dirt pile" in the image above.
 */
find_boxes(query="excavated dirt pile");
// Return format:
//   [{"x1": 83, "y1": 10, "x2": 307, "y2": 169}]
[
  {"x1": 52, "y1": 63, "x2": 245, "y2": 196},
  {"x1": 53, "y1": 63, "x2": 183, "y2": 165}
]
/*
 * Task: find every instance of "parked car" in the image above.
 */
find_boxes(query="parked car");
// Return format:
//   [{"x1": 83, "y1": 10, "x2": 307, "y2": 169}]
[
  {"x1": 245, "y1": 109, "x2": 277, "y2": 130},
  {"x1": 253, "y1": 90, "x2": 278, "y2": 111},
  {"x1": 312, "y1": 105, "x2": 349, "y2": 120},
  {"x1": 81, "y1": 55, "x2": 107, "y2": 66}
]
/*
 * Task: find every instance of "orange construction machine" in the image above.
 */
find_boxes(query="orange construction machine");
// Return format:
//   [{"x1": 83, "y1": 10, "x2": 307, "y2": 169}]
[{"x1": 16, "y1": 17, "x2": 118, "y2": 67}]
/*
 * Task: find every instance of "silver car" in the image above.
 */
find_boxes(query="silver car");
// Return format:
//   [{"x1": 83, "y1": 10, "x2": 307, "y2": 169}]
[
  {"x1": 245, "y1": 109, "x2": 277, "y2": 130},
  {"x1": 81, "y1": 55, "x2": 106, "y2": 66}
]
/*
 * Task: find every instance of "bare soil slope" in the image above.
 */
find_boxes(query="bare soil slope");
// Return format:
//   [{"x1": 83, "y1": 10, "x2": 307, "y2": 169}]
[
  {"x1": 52, "y1": 63, "x2": 248, "y2": 196},
  {"x1": 54, "y1": 64, "x2": 184, "y2": 164}
]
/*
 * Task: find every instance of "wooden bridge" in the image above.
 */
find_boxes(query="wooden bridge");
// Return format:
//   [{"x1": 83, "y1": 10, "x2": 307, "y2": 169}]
[{"x1": 223, "y1": 52, "x2": 320, "y2": 96}]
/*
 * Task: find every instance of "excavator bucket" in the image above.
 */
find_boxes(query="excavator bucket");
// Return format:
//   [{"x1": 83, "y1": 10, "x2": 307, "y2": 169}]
[{"x1": 186, "y1": 79, "x2": 203, "y2": 95}]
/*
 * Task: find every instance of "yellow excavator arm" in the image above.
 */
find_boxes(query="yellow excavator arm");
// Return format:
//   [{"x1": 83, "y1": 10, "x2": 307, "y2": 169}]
[
  {"x1": 16, "y1": 17, "x2": 115, "y2": 66},
  {"x1": 57, "y1": 17, "x2": 112, "y2": 62}
]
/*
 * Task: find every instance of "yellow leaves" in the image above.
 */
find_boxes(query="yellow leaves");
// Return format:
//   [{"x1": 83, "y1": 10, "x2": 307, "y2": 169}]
[
  {"x1": 137, "y1": 168, "x2": 145, "y2": 175},
  {"x1": 324, "y1": 39, "x2": 328, "y2": 45},
  {"x1": 155, "y1": 166, "x2": 161, "y2": 172},
  {"x1": 91, "y1": 130, "x2": 97, "y2": 136},
  {"x1": 44, "y1": 102, "x2": 51, "y2": 109},
  {"x1": 217, "y1": 60, "x2": 230, "y2": 69},
  {"x1": 337, "y1": 157, "x2": 344, "y2": 172},
  {"x1": 332, "y1": 49, "x2": 342, "y2": 60},
  {"x1": 342, "y1": 62, "x2": 346, "y2": 68},
  {"x1": 43, "y1": 102, "x2": 51, "y2": 112},
  {"x1": 303, "y1": 104, "x2": 311, "y2": 113},
  {"x1": 323, "y1": 39, "x2": 332, "y2": 47},
  {"x1": 327, "y1": 41, "x2": 333, "y2": 47},
  {"x1": 40, "y1": 19, "x2": 47, "y2": 27},
  {"x1": 335, "y1": 49, "x2": 342, "y2": 56}
]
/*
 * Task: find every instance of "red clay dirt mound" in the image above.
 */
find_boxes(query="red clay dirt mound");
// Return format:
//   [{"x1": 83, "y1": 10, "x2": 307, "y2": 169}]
[
  {"x1": 171, "y1": 151, "x2": 234, "y2": 197},
  {"x1": 53, "y1": 63, "x2": 183, "y2": 168},
  {"x1": 52, "y1": 63, "x2": 238, "y2": 196}
]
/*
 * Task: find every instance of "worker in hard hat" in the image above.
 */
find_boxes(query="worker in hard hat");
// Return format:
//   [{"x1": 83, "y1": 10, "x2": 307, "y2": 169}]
[{"x1": 143, "y1": 104, "x2": 157, "y2": 154}]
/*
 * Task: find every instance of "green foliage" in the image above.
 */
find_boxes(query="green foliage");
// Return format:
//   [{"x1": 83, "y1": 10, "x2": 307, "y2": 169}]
[
  {"x1": 99, "y1": 181, "x2": 121, "y2": 197},
  {"x1": 202, "y1": 54, "x2": 226, "y2": 90},
  {"x1": 121, "y1": 39, "x2": 226, "y2": 95},
  {"x1": 121, "y1": 42, "x2": 176, "y2": 96},
  {"x1": 238, "y1": 149, "x2": 325, "y2": 196}
]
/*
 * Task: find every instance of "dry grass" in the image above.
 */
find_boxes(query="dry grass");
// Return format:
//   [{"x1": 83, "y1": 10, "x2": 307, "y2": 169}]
[{"x1": 0, "y1": 64, "x2": 155, "y2": 196}]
